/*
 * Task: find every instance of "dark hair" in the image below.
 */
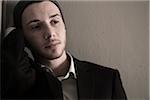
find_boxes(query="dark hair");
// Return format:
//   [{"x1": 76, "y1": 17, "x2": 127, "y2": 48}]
[{"x1": 13, "y1": 0, "x2": 65, "y2": 29}]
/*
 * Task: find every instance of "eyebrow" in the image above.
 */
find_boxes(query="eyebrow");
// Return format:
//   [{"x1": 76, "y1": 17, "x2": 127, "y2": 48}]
[
  {"x1": 26, "y1": 13, "x2": 61, "y2": 25},
  {"x1": 50, "y1": 14, "x2": 60, "y2": 19}
]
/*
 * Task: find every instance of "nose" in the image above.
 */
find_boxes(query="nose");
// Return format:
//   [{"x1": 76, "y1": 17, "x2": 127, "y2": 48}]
[{"x1": 43, "y1": 23, "x2": 55, "y2": 40}]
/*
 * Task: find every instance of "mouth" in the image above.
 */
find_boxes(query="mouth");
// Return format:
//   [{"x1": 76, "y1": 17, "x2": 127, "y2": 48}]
[{"x1": 45, "y1": 41, "x2": 61, "y2": 48}]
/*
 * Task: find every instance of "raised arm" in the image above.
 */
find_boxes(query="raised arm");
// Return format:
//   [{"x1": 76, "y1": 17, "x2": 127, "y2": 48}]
[{"x1": 1, "y1": 29, "x2": 36, "y2": 98}]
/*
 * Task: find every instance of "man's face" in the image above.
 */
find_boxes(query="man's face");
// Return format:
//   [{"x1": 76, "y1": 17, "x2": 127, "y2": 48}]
[{"x1": 22, "y1": 1, "x2": 66, "y2": 60}]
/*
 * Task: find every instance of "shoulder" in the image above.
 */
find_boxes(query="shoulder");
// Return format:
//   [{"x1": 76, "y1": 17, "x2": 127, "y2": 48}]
[
  {"x1": 74, "y1": 57, "x2": 119, "y2": 76},
  {"x1": 73, "y1": 58, "x2": 127, "y2": 99}
]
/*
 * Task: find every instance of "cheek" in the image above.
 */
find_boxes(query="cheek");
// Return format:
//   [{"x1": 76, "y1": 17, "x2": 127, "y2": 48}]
[
  {"x1": 24, "y1": 32, "x2": 43, "y2": 48},
  {"x1": 29, "y1": 38, "x2": 41, "y2": 46},
  {"x1": 58, "y1": 26, "x2": 66, "y2": 40}
]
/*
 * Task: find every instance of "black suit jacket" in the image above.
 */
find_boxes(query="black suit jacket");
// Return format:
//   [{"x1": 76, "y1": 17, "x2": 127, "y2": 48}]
[
  {"x1": 74, "y1": 58, "x2": 127, "y2": 99},
  {"x1": 1, "y1": 29, "x2": 127, "y2": 99}
]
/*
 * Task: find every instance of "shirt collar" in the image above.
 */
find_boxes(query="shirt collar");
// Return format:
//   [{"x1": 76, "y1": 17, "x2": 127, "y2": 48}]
[
  {"x1": 58, "y1": 52, "x2": 77, "y2": 81},
  {"x1": 40, "y1": 52, "x2": 77, "y2": 81}
]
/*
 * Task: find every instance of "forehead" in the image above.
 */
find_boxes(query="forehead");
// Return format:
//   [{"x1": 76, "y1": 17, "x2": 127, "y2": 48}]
[{"x1": 22, "y1": 1, "x2": 61, "y2": 22}]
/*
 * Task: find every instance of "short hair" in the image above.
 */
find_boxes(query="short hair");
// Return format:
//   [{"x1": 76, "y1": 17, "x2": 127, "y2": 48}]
[{"x1": 13, "y1": 0, "x2": 65, "y2": 29}]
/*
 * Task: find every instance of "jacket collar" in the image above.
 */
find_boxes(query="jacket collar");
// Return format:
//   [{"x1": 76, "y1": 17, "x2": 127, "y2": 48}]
[{"x1": 73, "y1": 58, "x2": 94, "y2": 99}]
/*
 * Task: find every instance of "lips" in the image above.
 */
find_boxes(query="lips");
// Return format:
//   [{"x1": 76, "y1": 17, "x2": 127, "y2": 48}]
[{"x1": 45, "y1": 40, "x2": 61, "y2": 48}]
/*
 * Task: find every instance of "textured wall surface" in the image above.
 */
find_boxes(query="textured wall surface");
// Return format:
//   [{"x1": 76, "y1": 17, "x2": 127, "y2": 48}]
[
  {"x1": 2, "y1": 0, "x2": 149, "y2": 100},
  {"x1": 61, "y1": 1, "x2": 149, "y2": 100}
]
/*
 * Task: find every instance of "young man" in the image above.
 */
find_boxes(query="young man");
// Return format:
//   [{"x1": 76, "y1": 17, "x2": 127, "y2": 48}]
[{"x1": 2, "y1": 0, "x2": 127, "y2": 99}]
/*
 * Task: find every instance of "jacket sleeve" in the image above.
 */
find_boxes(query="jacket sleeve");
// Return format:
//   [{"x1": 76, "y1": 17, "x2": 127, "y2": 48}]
[
  {"x1": 112, "y1": 70, "x2": 127, "y2": 99},
  {"x1": 1, "y1": 29, "x2": 36, "y2": 98}
]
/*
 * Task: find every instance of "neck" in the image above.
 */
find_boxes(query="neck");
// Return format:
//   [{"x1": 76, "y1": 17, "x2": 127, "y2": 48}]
[{"x1": 36, "y1": 51, "x2": 70, "y2": 77}]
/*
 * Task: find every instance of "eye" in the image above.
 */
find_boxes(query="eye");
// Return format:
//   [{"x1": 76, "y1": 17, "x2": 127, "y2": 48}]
[
  {"x1": 31, "y1": 24, "x2": 41, "y2": 30},
  {"x1": 51, "y1": 20, "x2": 59, "y2": 26}
]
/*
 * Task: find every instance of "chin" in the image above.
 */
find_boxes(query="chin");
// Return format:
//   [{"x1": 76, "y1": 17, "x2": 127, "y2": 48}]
[{"x1": 44, "y1": 50, "x2": 65, "y2": 60}]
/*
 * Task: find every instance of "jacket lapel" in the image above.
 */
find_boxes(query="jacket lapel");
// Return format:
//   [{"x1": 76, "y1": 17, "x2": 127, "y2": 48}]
[{"x1": 74, "y1": 58, "x2": 94, "y2": 100}]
